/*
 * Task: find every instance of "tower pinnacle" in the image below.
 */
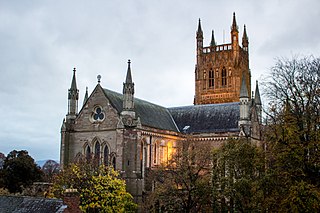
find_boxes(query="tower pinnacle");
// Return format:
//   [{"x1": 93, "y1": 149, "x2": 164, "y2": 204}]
[
  {"x1": 67, "y1": 67, "x2": 79, "y2": 118},
  {"x1": 125, "y1": 59, "x2": 133, "y2": 84},
  {"x1": 240, "y1": 73, "x2": 249, "y2": 98},
  {"x1": 196, "y1": 18, "x2": 203, "y2": 40},
  {"x1": 210, "y1": 30, "x2": 216, "y2": 47},
  {"x1": 242, "y1": 25, "x2": 249, "y2": 49},
  {"x1": 231, "y1": 12, "x2": 238, "y2": 32},
  {"x1": 123, "y1": 60, "x2": 135, "y2": 111},
  {"x1": 70, "y1": 68, "x2": 77, "y2": 90},
  {"x1": 254, "y1": 80, "x2": 261, "y2": 105}
]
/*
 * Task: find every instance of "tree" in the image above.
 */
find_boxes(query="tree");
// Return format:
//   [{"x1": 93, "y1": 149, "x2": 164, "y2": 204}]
[
  {"x1": 263, "y1": 56, "x2": 320, "y2": 212},
  {"x1": 143, "y1": 140, "x2": 213, "y2": 212},
  {"x1": 1, "y1": 150, "x2": 43, "y2": 193},
  {"x1": 52, "y1": 161, "x2": 137, "y2": 212},
  {"x1": 211, "y1": 138, "x2": 265, "y2": 212},
  {"x1": 42, "y1": 160, "x2": 60, "y2": 182}
]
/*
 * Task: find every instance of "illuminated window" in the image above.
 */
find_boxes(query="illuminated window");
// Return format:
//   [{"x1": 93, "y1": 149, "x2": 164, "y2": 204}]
[
  {"x1": 153, "y1": 145, "x2": 157, "y2": 164},
  {"x1": 209, "y1": 69, "x2": 214, "y2": 88},
  {"x1": 222, "y1": 67, "x2": 227, "y2": 87}
]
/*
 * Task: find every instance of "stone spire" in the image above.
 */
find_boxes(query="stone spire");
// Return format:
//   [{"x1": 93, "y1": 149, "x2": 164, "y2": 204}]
[
  {"x1": 231, "y1": 12, "x2": 238, "y2": 32},
  {"x1": 70, "y1": 68, "x2": 77, "y2": 91},
  {"x1": 242, "y1": 25, "x2": 249, "y2": 50},
  {"x1": 239, "y1": 72, "x2": 250, "y2": 123},
  {"x1": 196, "y1": 18, "x2": 203, "y2": 39},
  {"x1": 122, "y1": 60, "x2": 135, "y2": 111},
  {"x1": 83, "y1": 87, "x2": 88, "y2": 106},
  {"x1": 210, "y1": 30, "x2": 216, "y2": 47},
  {"x1": 67, "y1": 68, "x2": 79, "y2": 118},
  {"x1": 255, "y1": 81, "x2": 262, "y2": 123},
  {"x1": 254, "y1": 81, "x2": 261, "y2": 105},
  {"x1": 240, "y1": 73, "x2": 249, "y2": 98}
]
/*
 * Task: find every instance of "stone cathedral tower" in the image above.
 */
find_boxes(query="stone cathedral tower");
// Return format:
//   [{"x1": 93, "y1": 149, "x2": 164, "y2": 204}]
[{"x1": 194, "y1": 13, "x2": 251, "y2": 105}]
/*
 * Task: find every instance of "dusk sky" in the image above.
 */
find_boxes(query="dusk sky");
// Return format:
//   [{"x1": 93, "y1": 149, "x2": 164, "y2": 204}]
[{"x1": 1, "y1": 0, "x2": 320, "y2": 161}]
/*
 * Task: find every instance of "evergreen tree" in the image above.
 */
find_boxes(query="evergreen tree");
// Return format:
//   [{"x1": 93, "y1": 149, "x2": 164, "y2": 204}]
[{"x1": 2, "y1": 150, "x2": 43, "y2": 193}]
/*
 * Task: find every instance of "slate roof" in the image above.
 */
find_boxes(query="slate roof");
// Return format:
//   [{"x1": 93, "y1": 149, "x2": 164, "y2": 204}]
[
  {"x1": 103, "y1": 89, "x2": 179, "y2": 132},
  {"x1": 0, "y1": 196, "x2": 65, "y2": 213},
  {"x1": 168, "y1": 102, "x2": 240, "y2": 133}
]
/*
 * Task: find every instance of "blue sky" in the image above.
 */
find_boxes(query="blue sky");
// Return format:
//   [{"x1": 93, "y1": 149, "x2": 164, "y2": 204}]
[{"x1": 0, "y1": 0, "x2": 320, "y2": 161}]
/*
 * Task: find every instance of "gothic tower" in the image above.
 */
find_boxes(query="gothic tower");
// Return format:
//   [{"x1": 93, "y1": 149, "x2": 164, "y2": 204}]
[{"x1": 194, "y1": 13, "x2": 251, "y2": 105}]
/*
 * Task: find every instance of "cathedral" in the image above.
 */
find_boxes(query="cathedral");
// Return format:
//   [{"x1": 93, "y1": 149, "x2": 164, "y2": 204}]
[{"x1": 60, "y1": 13, "x2": 262, "y2": 202}]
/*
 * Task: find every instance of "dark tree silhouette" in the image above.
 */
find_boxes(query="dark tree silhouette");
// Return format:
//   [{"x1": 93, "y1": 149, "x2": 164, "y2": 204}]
[{"x1": 2, "y1": 150, "x2": 43, "y2": 193}]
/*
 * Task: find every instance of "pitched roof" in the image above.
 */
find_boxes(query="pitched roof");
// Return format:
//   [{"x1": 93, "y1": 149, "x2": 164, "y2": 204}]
[
  {"x1": 0, "y1": 196, "x2": 65, "y2": 213},
  {"x1": 103, "y1": 88, "x2": 179, "y2": 132},
  {"x1": 168, "y1": 102, "x2": 240, "y2": 133}
]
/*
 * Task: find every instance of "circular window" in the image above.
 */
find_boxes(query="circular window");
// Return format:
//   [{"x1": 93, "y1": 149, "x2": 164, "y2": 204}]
[{"x1": 92, "y1": 106, "x2": 105, "y2": 122}]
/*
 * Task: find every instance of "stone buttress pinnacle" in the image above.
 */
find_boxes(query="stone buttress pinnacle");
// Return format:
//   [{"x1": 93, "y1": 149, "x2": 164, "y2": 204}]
[
  {"x1": 240, "y1": 73, "x2": 249, "y2": 98},
  {"x1": 254, "y1": 81, "x2": 262, "y2": 105}
]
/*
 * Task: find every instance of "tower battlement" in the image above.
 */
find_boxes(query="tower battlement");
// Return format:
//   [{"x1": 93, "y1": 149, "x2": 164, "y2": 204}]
[{"x1": 194, "y1": 13, "x2": 250, "y2": 105}]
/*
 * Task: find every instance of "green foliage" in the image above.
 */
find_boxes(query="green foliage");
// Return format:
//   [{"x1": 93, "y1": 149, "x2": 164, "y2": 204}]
[
  {"x1": 52, "y1": 162, "x2": 137, "y2": 212},
  {"x1": 1, "y1": 150, "x2": 43, "y2": 193},
  {"x1": 212, "y1": 138, "x2": 265, "y2": 212}
]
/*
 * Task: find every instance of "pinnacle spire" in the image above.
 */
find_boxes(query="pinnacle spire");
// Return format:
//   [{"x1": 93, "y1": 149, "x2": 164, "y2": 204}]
[
  {"x1": 242, "y1": 25, "x2": 249, "y2": 48},
  {"x1": 243, "y1": 25, "x2": 248, "y2": 40},
  {"x1": 125, "y1": 59, "x2": 133, "y2": 84},
  {"x1": 122, "y1": 59, "x2": 135, "y2": 111},
  {"x1": 70, "y1": 68, "x2": 77, "y2": 91},
  {"x1": 196, "y1": 18, "x2": 203, "y2": 39},
  {"x1": 83, "y1": 87, "x2": 88, "y2": 106},
  {"x1": 240, "y1": 73, "x2": 249, "y2": 98},
  {"x1": 67, "y1": 67, "x2": 79, "y2": 117},
  {"x1": 254, "y1": 81, "x2": 261, "y2": 105},
  {"x1": 210, "y1": 30, "x2": 216, "y2": 47},
  {"x1": 231, "y1": 12, "x2": 238, "y2": 32}
]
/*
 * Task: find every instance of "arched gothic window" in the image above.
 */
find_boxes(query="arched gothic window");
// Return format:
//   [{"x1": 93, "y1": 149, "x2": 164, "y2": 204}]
[
  {"x1": 209, "y1": 69, "x2": 214, "y2": 88},
  {"x1": 140, "y1": 142, "x2": 144, "y2": 176},
  {"x1": 221, "y1": 67, "x2": 227, "y2": 87},
  {"x1": 104, "y1": 146, "x2": 109, "y2": 166},
  {"x1": 112, "y1": 156, "x2": 116, "y2": 170},
  {"x1": 153, "y1": 144, "x2": 157, "y2": 164},
  {"x1": 94, "y1": 141, "x2": 100, "y2": 162},
  {"x1": 85, "y1": 145, "x2": 91, "y2": 161}
]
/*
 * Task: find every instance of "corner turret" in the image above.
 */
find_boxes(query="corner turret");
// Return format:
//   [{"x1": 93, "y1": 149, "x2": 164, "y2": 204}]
[
  {"x1": 67, "y1": 68, "x2": 79, "y2": 120},
  {"x1": 123, "y1": 60, "x2": 134, "y2": 111},
  {"x1": 239, "y1": 73, "x2": 251, "y2": 136},
  {"x1": 239, "y1": 73, "x2": 250, "y2": 121},
  {"x1": 120, "y1": 60, "x2": 138, "y2": 127},
  {"x1": 210, "y1": 30, "x2": 216, "y2": 47},
  {"x1": 231, "y1": 12, "x2": 240, "y2": 61},
  {"x1": 196, "y1": 19, "x2": 203, "y2": 58},
  {"x1": 242, "y1": 25, "x2": 249, "y2": 51}
]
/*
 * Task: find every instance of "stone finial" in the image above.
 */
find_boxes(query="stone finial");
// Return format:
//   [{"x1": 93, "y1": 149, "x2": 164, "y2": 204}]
[{"x1": 97, "y1": 75, "x2": 101, "y2": 84}]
